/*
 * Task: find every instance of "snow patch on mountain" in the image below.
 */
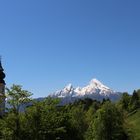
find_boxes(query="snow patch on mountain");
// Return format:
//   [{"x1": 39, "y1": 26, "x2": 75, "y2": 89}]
[{"x1": 50, "y1": 78, "x2": 121, "y2": 104}]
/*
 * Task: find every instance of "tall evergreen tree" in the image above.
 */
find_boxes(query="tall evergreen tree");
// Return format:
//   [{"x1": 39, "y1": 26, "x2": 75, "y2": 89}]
[
  {"x1": 130, "y1": 90, "x2": 140, "y2": 111},
  {"x1": 120, "y1": 92, "x2": 131, "y2": 111}
]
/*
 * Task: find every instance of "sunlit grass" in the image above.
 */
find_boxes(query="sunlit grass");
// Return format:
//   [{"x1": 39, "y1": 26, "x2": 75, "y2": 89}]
[{"x1": 127, "y1": 109, "x2": 140, "y2": 140}]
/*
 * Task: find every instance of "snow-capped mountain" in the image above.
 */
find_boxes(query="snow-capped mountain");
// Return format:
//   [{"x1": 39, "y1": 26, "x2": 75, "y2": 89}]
[{"x1": 50, "y1": 79, "x2": 121, "y2": 104}]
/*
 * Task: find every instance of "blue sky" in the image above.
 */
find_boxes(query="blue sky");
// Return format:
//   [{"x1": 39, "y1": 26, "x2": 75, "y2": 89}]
[{"x1": 0, "y1": 0, "x2": 140, "y2": 97}]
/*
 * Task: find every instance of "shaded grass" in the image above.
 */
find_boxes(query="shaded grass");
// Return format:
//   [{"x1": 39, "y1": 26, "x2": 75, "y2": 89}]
[{"x1": 127, "y1": 109, "x2": 140, "y2": 140}]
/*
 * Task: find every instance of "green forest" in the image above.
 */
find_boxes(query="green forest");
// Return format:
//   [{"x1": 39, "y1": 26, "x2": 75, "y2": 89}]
[{"x1": 0, "y1": 85, "x2": 140, "y2": 140}]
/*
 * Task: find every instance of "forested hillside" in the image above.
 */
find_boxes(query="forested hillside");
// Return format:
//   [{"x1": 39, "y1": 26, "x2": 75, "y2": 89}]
[{"x1": 0, "y1": 85, "x2": 140, "y2": 140}]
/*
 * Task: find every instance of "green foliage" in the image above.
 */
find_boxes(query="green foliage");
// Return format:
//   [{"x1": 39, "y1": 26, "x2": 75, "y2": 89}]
[
  {"x1": 23, "y1": 98, "x2": 70, "y2": 140},
  {"x1": 127, "y1": 109, "x2": 140, "y2": 140},
  {"x1": 119, "y1": 91, "x2": 140, "y2": 113},
  {"x1": 85, "y1": 102, "x2": 127, "y2": 140},
  {"x1": 0, "y1": 85, "x2": 140, "y2": 140},
  {"x1": 68, "y1": 105, "x2": 87, "y2": 140},
  {"x1": 1, "y1": 85, "x2": 32, "y2": 140},
  {"x1": 119, "y1": 92, "x2": 131, "y2": 111},
  {"x1": 137, "y1": 89, "x2": 140, "y2": 97},
  {"x1": 129, "y1": 90, "x2": 140, "y2": 111},
  {"x1": 6, "y1": 84, "x2": 32, "y2": 113}
]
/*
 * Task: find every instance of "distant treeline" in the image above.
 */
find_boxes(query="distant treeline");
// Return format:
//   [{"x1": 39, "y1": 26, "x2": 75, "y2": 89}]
[{"x1": 0, "y1": 85, "x2": 140, "y2": 140}]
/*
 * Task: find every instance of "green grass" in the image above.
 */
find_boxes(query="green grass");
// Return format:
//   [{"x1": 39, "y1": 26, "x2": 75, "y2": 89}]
[{"x1": 127, "y1": 109, "x2": 140, "y2": 140}]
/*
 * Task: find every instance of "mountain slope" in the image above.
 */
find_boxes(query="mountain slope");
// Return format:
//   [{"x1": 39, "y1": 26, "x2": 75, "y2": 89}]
[{"x1": 50, "y1": 79, "x2": 121, "y2": 104}]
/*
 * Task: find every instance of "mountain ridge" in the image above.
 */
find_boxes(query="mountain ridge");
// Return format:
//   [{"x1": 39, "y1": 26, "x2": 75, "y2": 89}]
[{"x1": 50, "y1": 78, "x2": 121, "y2": 104}]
